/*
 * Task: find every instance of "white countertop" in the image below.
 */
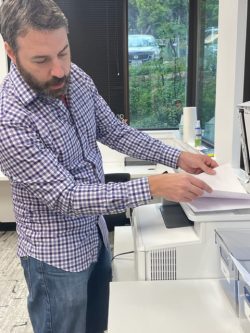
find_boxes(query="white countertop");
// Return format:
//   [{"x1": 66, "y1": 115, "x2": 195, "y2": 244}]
[
  {"x1": 108, "y1": 279, "x2": 243, "y2": 333},
  {"x1": 103, "y1": 162, "x2": 172, "y2": 178}
]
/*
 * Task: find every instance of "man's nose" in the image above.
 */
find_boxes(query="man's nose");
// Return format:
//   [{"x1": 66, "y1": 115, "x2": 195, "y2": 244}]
[{"x1": 51, "y1": 60, "x2": 65, "y2": 78}]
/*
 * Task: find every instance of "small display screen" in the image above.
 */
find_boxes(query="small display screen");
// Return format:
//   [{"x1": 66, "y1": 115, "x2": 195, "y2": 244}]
[{"x1": 160, "y1": 201, "x2": 194, "y2": 229}]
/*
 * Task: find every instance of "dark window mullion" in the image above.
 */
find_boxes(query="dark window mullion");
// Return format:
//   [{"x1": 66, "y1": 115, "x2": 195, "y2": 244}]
[
  {"x1": 123, "y1": 0, "x2": 129, "y2": 123},
  {"x1": 243, "y1": 1, "x2": 250, "y2": 102},
  {"x1": 186, "y1": 0, "x2": 198, "y2": 107}
]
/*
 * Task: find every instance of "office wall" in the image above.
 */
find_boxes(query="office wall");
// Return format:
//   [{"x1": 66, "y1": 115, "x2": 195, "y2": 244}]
[
  {"x1": 0, "y1": 37, "x2": 7, "y2": 83},
  {"x1": 214, "y1": 0, "x2": 248, "y2": 166},
  {"x1": 0, "y1": 0, "x2": 7, "y2": 83}
]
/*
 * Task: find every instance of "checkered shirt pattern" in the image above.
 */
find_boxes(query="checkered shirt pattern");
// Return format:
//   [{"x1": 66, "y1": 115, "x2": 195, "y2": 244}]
[{"x1": 0, "y1": 63, "x2": 181, "y2": 272}]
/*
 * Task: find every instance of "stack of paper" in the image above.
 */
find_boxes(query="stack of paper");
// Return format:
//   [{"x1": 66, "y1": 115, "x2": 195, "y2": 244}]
[{"x1": 187, "y1": 164, "x2": 250, "y2": 212}]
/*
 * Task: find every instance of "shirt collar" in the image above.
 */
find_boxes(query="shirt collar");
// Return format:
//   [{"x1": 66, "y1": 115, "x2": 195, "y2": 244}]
[{"x1": 9, "y1": 63, "x2": 39, "y2": 106}]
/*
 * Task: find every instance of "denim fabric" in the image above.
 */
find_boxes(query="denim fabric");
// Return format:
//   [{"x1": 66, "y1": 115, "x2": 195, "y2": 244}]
[{"x1": 21, "y1": 238, "x2": 112, "y2": 333}]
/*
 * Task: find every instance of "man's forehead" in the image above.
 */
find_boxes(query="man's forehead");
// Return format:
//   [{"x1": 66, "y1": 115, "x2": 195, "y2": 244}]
[{"x1": 16, "y1": 27, "x2": 69, "y2": 54}]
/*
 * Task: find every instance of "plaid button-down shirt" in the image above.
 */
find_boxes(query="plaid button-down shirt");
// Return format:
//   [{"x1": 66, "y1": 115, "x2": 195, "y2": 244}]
[{"x1": 0, "y1": 63, "x2": 181, "y2": 272}]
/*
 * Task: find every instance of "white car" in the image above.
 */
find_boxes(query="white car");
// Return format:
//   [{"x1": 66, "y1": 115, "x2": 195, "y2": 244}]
[
  {"x1": 204, "y1": 27, "x2": 218, "y2": 53},
  {"x1": 128, "y1": 34, "x2": 160, "y2": 64}
]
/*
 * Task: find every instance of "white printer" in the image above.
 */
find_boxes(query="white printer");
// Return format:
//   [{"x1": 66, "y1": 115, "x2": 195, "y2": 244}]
[{"x1": 132, "y1": 201, "x2": 250, "y2": 281}]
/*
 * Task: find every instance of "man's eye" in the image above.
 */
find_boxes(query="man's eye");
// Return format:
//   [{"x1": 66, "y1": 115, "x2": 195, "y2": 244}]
[
  {"x1": 34, "y1": 58, "x2": 47, "y2": 64},
  {"x1": 59, "y1": 53, "x2": 67, "y2": 57}
]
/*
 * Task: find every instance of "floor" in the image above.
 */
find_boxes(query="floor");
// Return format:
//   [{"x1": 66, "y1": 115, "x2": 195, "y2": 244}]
[
  {"x1": 0, "y1": 231, "x2": 32, "y2": 333},
  {"x1": 0, "y1": 230, "x2": 114, "y2": 333}
]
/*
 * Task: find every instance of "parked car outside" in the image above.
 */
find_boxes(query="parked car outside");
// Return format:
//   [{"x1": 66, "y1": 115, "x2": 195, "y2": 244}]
[{"x1": 128, "y1": 34, "x2": 160, "y2": 64}]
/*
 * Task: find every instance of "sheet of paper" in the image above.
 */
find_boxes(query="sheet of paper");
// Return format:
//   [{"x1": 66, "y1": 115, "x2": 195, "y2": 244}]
[
  {"x1": 194, "y1": 163, "x2": 250, "y2": 199},
  {"x1": 187, "y1": 164, "x2": 250, "y2": 212}
]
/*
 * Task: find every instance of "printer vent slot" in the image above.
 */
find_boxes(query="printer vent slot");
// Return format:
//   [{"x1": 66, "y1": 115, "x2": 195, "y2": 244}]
[{"x1": 150, "y1": 248, "x2": 176, "y2": 280}]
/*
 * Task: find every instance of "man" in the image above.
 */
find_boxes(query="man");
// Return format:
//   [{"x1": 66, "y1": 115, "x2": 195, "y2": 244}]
[{"x1": 0, "y1": 1, "x2": 217, "y2": 332}]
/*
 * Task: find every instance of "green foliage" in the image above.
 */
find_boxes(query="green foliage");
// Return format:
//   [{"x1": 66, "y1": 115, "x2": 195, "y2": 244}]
[
  {"x1": 205, "y1": 0, "x2": 219, "y2": 27},
  {"x1": 129, "y1": 0, "x2": 188, "y2": 39},
  {"x1": 129, "y1": 59, "x2": 185, "y2": 129}
]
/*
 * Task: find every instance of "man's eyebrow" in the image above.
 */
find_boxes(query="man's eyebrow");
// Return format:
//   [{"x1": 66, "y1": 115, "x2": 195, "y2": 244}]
[
  {"x1": 58, "y1": 44, "x2": 69, "y2": 54},
  {"x1": 31, "y1": 44, "x2": 69, "y2": 60}
]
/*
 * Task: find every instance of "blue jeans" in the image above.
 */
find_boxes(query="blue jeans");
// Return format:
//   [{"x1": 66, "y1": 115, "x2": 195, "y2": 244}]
[{"x1": 20, "y1": 239, "x2": 112, "y2": 333}]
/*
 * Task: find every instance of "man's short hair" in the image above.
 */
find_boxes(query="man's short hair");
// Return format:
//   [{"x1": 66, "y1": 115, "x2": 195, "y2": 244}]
[{"x1": 0, "y1": 0, "x2": 68, "y2": 53}]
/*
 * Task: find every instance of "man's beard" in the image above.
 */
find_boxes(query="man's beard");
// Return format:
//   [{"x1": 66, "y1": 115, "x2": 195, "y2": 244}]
[{"x1": 16, "y1": 57, "x2": 70, "y2": 98}]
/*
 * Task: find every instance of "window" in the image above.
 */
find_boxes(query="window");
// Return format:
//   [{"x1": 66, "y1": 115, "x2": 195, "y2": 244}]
[
  {"x1": 128, "y1": 0, "x2": 189, "y2": 129},
  {"x1": 128, "y1": 0, "x2": 219, "y2": 142}
]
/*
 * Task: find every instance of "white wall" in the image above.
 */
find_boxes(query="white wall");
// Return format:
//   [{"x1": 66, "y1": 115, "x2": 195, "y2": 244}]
[
  {"x1": 0, "y1": 0, "x2": 8, "y2": 83},
  {"x1": 214, "y1": 0, "x2": 248, "y2": 166},
  {"x1": 0, "y1": 35, "x2": 7, "y2": 83}
]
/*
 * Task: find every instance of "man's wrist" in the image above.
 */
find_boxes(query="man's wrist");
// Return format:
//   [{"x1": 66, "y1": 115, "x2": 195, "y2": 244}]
[
  {"x1": 176, "y1": 151, "x2": 185, "y2": 168},
  {"x1": 148, "y1": 175, "x2": 162, "y2": 198}
]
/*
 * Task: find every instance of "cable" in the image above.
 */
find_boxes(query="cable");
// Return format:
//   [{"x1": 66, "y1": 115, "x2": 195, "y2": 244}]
[{"x1": 111, "y1": 250, "x2": 134, "y2": 261}]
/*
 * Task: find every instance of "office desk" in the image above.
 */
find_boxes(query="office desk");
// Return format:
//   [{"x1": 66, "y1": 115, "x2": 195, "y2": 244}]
[
  {"x1": 103, "y1": 162, "x2": 171, "y2": 179},
  {"x1": 99, "y1": 134, "x2": 195, "y2": 179},
  {"x1": 108, "y1": 279, "x2": 243, "y2": 333}
]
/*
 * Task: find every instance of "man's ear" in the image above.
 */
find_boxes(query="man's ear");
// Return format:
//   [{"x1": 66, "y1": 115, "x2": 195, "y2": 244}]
[{"x1": 4, "y1": 42, "x2": 17, "y2": 64}]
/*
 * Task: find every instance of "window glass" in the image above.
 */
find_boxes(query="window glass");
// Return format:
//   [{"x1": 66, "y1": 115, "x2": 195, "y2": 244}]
[
  {"x1": 128, "y1": 0, "x2": 219, "y2": 142},
  {"x1": 196, "y1": 0, "x2": 219, "y2": 145},
  {"x1": 128, "y1": 0, "x2": 189, "y2": 129}
]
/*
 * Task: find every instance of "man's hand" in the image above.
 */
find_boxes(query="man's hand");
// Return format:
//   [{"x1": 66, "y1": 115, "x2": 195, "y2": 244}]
[
  {"x1": 177, "y1": 151, "x2": 218, "y2": 175},
  {"x1": 148, "y1": 172, "x2": 213, "y2": 202}
]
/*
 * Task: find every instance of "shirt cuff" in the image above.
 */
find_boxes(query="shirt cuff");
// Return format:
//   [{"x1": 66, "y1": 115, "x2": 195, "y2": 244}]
[
  {"x1": 127, "y1": 177, "x2": 152, "y2": 208},
  {"x1": 163, "y1": 148, "x2": 182, "y2": 169}
]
